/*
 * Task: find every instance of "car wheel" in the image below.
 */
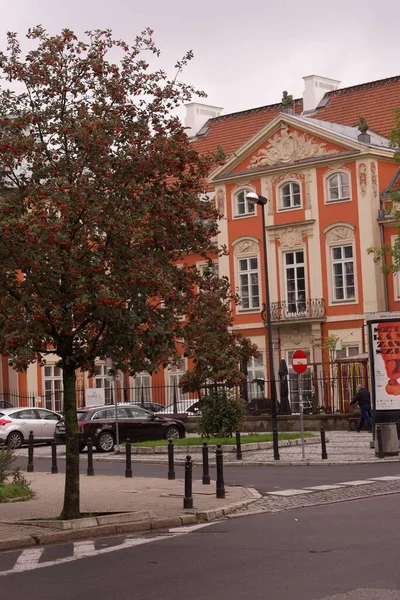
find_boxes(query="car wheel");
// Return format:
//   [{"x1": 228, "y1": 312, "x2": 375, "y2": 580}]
[
  {"x1": 165, "y1": 425, "x2": 181, "y2": 440},
  {"x1": 96, "y1": 431, "x2": 115, "y2": 453},
  {"x1": 6, "y1": 430, "x2": 24, "y2": 449}
]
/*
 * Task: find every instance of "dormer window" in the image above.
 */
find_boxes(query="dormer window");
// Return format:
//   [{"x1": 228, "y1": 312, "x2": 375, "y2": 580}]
[
  {"x1": 234, "y1": 189, "x2": 256, "y2": 217},
  {"x1": 280, "y1": 182, "x2": 301, "y2": 210},
  {"x1": 327, "y1": 172, "x2": 350, "y2": 202}
]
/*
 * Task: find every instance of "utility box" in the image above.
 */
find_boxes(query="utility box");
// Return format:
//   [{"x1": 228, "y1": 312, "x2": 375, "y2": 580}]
[{"x1": 375, "y1": 422, "x2": 399, "y2": 456}]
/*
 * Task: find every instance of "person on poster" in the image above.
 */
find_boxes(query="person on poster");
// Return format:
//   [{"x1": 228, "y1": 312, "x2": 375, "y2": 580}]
[{"x1": 350, "y1": 384, "x2": 372, "y2": 433}]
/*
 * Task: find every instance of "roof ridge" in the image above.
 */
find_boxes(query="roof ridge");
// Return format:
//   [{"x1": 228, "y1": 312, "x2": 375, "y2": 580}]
[
  {"x1": 206, "y1": 98, "x2": 303, "y2": 124},
  {"x1": 325, "y1": 74, "x2": 400, "y2": 96}
]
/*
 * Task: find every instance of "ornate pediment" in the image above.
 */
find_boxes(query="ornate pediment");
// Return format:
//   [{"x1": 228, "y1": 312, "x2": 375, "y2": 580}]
[{"x1": 248, "y1": 125, "x2": 336, "y2": 169}]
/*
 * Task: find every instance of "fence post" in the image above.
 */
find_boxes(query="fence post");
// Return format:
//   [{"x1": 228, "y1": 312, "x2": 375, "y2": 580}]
[
  {"x1": 202, "y1": 442, "x2": 210, "y2": 485},
  {"x1": 51, "y1": 439, "x2": 58, "y2": 474},
  {"x1": 27, "y1": 431, "x2": 34, "y2": 473},
  {"x1": 216, "y1": 444, "x2": 225, "y2": 499},
  {"x1": 168, "y1": 438, "x2": 175, "y2": 480},
  {"x1": 125, "y1": 438, "x2": 132, "y2": 478},
  {"x1": 320, "y1": 428, "x2": 328, "y2": 460},
  {"x1": 87, "y1": 438, "x2": 94, "y2": 476},
  {"x1": 235, "y1": 431, "x2": 243, "y2": 460},
  {"x1": 273, "y1": 427, "x2": 280, "y2": 461},
  {"x1": 183, "y1": 455, "x2": 193, "y2": 509},
  {"x1": 376, "y1": 426, "x2": 385, "y2": 459}
]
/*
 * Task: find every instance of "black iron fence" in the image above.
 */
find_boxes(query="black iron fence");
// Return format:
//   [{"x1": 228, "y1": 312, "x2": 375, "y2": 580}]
[{"x1": 0, "y1": 367, "x2": 369, "y2": 416}]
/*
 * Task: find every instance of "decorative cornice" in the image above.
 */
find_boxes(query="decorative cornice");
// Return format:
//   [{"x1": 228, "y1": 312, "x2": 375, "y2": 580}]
[{"x1": 248, "y1": 124, "x2": 336, "y2": 169}]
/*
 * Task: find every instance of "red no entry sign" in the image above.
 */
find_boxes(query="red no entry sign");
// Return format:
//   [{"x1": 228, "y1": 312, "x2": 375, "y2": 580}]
[{"x1": 292, "y1": 350, "x2": 308, "y2": 374}]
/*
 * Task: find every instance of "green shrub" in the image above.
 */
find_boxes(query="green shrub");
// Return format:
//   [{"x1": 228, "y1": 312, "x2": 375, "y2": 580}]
[
  {"x1": 0, "y1": 446, "x2": 15, "y2": 485},
  {"x1": 199, "y1": 390, "x2": 245, "y2": 437}
]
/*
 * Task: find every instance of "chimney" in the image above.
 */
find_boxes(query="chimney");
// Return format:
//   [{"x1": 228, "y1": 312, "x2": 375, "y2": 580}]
[
  {"x1": 302, "y1": 75, "x2": 341, "y2": 113},
  {"x1": 184, "y1": 102, "x2": 223, "y2": 138}
]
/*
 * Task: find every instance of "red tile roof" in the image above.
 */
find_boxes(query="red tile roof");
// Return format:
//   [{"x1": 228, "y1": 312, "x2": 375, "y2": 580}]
[{"x1": 192, "y1": 76, "x2": 400, "y2": 159}]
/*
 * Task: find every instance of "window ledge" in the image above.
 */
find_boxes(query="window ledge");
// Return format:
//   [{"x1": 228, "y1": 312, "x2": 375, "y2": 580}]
[
  {"x1": 277, "y1": 206, "x2": 302, "y2": 213},
  {"x1": 325, "y1": 198, "x2": 351, "y2": 204},
  {"x1": 233, "y1": 213, "x2": 256, "y2": 219}
]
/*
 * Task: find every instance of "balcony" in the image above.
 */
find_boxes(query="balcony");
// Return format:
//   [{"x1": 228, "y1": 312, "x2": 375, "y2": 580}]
[{"x1": 269, "y1": 298, "x2": 326, "y2": 322}]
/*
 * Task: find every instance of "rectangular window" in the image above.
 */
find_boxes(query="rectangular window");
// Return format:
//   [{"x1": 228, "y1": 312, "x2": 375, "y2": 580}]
[
  {"x1": 238, "y1": 257, "x2": 259, "y2": 310},
  {"x1": 134, "y1": 373, "x2": 152, "y2": 402},
  {"x1": 246, "y1": 354, "x2": 265, "y2": 399},
  {"x1": 331, "y1": 245, "x2": 355, "y2": 301},
  {"x1": 199, "y1": 262, "x2": 219, "y2": 277},
  {"x1": 336, "y1": 345, "x2": 359, "y2": 359},
  {"x1": 167, "y1": 366, "x2": 188, "y2": 406},
  {"x1": 95, "y1": 364, "x2": 112, "y2": 404},
  {"x1": 44, "y1": 365, "x2": 63, "y2": 413},
  {"x1": 284, "y1": 251, "x2": 306, "y2": 314}
]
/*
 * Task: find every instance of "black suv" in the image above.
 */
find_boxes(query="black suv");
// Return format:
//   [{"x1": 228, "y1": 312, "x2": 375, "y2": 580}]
[{"x1": 55, "y1": 404, "x2": 186, "y2": 452}]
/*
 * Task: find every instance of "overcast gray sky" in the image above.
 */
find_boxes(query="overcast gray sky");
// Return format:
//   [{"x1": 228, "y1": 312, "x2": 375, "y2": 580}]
[{"x1": 1, "y1": 0, "x2": 398, "y2": 117}]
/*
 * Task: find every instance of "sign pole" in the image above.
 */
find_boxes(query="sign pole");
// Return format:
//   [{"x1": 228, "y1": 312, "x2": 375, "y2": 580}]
[
  {"x1": 292, "y1": 349, "x2": 308, "y2": 461},
  {"x1": 298, "y1": 373, "x2": 305, "y2": 461}
]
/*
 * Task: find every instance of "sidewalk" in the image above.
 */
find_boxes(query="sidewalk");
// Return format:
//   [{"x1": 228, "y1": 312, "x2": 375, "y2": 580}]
[
  {"x1": 15, "y1": 431, "x2": 400, "y2": 466},
  {"x1": 0, "y1": 471, "x2": 260, "y2": 552}
]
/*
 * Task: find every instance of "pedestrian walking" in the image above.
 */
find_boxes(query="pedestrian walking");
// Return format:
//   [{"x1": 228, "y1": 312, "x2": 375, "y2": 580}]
[{"x1": 350, "y1": 384, "x2": 372, "y2": 433}]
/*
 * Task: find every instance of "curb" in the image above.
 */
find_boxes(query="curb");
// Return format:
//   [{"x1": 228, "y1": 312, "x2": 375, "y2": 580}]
[{"x1": 0, "y1": 487, "x2": 261, "y2": 553}]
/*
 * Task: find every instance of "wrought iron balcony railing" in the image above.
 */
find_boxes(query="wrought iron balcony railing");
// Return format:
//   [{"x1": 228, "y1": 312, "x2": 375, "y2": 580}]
[{"x1": 270, "y1": 298, "x2": 326, "y2": 321}]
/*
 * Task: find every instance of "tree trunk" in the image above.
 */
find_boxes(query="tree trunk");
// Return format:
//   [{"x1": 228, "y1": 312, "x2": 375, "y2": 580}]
[{"x1": 60, "y1": 363, "x2": 80, "y2": 519}]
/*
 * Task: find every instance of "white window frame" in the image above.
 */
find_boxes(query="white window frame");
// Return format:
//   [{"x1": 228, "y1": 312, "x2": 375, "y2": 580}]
[
  {"x1": 94, "y1": 364, "x2": 112, "y2": 404},
  {"x1": 283, "y1": 250, "x2": 307, "y2": 315},
  {"x1": 233, "y1": 188, "x2": 256, "y2": 218},
  {"x1": 246, "y1": 354, "x2": 265, "y2": 399},
  {"x1": 237, "y1": 256, "x2": 260, "y2": 311},
  {"x1": 134, "y1": 373, "x2": 152, "y2": 403},
  {"x1": 330, "y1": 243, "x2": 356, "y2": 303},
  {"x1": 326, "y1": 171, "x2": 351, "y2": 203},
  {"x1": 198, "y1": 261, "x2": 219, "y2": 278},
  {"x1": 167, "y1": 364, "x2": 188, "y2": 405},
  {"x1": 44, "y1": 365, "x2": 63, "y2": 412},
  {"x1": 336, "y1": 345, "x2": 360, "y2": 359},
  {"x1": 278, "y1": 181, "x2": 301, "y2": 211}
]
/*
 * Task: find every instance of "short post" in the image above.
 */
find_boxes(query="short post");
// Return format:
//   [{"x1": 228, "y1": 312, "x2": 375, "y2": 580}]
[
  {"x1": 376, "y1": 426, "x2": 385, "y2": 459},
  {"x1": 168, "y1": 438, "x2": 175, "y2": 480},
  {"x1": 125, "y1": 438, "x2": 132, "y2": 478},
  {"x1": 202, "y1": 442, "x2": 210, "y2": 485},
  {"x1": 273, "y1": 428, "x2": 280, "y2": 461},
  {"x1": 216, "y1": 444, "x2": 225, "y2": 499},
  {"x1": 27, "y1": 430, "x2": 34, "y2": 473},
  {"x1": 235, "y1": 431, "x2": 243, "y2": 460},
  {"x1": 183, "y1": 455, "x2": 193, "y2": 509},
  {"x1": 320, "y1": 427, "x2": 328, "y2": 460},
  {"x1": 87, "y1": 438, "x2": 94, "y2": 476},
  {"x1": 51, "y1": 439, "x2": 58, "y2": 474}
]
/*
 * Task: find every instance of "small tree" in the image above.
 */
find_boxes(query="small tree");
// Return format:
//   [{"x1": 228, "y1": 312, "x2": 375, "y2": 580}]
[
  {"x1": 180, "y1": 266, "x2": 259, "y2": 393},
  {"x1": 199, "y1": 389, "x2": 245, "y2": 437},
  {"x1": 0, "y1": 27, "x2": 232, "y2": 519}
]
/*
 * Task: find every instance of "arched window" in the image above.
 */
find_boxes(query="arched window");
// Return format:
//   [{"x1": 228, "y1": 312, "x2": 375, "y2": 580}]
[
  {"x1": 234, "y1": 189, "x2": 256, "y2": 217},
  {"x1": 280, "y1": 182, "x2": 301, "y2": 210},
  {"x1": 327, "y1": 172, "x2": 350, "y2": 202}
]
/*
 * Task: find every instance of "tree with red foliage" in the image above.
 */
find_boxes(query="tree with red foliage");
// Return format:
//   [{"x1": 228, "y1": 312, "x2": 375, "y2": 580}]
[{"x1": 0, "y1": 27, "x2": 257, "y2": 519}]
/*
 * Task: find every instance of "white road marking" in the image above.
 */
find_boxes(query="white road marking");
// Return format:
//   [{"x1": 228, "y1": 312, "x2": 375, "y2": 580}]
[
  {"x1": 336, "y1": 480, "x2": 373, "y2": 486},
  {"x1": 0, "y1": 523, "x2": 214, "y2": 578},
  {"x1": 267, "y1": 489, "x2": 313, "y2": 497},
  {"x1": 368, "y1": 476, "x2": 400, "y2": 481},
  {"x1": 13, "y1": 548, "x2": 44, "y2": 572},
  {"x1": 304, "y1": 485, "x2": 344, "y2": 491}
]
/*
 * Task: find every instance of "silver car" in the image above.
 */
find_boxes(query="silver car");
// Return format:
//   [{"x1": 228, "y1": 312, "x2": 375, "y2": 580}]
[{"x1": 0, "y1": 407, "x2": 62, "y2": 448}]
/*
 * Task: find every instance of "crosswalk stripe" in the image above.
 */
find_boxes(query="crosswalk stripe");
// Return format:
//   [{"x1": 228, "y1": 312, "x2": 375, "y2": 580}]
[
  {"x1": 73, "y1": 541, "x2": 96, "y2": 558},
  {"x1": 13, "y1": 548, "x2": 43, "y2": 572}
]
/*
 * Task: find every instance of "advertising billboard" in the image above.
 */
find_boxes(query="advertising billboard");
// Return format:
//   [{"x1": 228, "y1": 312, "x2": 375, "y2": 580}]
[{"x1": 370, "y1": 319, "x2": 400, "y2": 410}]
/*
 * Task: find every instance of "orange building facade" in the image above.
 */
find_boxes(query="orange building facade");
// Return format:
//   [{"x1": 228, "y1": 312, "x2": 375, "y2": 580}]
[{"x1": 1, "y1": 74, "x2": 400, "y2": 412}]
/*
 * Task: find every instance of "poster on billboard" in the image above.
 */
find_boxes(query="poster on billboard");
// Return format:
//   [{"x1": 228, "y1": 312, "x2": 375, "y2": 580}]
[
  {"x1": 85, "y1": 388, "x2": 105, "y2": 407},
  {"x1": 370, "y1": 319, "x2": 400, "y2": 410}
]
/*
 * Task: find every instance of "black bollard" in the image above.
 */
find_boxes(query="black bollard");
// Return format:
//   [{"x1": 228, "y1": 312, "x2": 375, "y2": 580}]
[
  {"x1": 216, "y1": 444, "x2": 225, "y2": 499},
  {"x1": 168, "y1": 438, "x2": 175, "y2": 480},
  {"x1": 320, "y1": 428, "x2": 328, "y2": 460},
  {"x1": 235, "y1": 431, "x2": 243, "y2": 461},
  {"x1": 183, "y1": 455, "x2": 193, "y2": 509},
  {"x1": 376, "y1": 426, "x2": 385, "y2": 459},
  {"x1": 273, "y1": 428, "x2": 280, "y2": 461},
  {"x1": 87, "y1": 438, "x2": 94, "y2": 476},
  {"x1": 125, "y1": 438, "x2": 132, "y2": 478},
  {"x1": 202, "y1": 442, "x2": 210, "y2": 485},
  {"x1": 27, "y1": 430, "x2": 34, "y2": 473},
  {"x1": 51, "y1": 439, "x2": 58, "y2": 474}
]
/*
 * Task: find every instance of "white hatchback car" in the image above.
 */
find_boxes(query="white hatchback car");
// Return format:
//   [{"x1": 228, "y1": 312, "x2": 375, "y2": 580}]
[{"x1": 0, "y1": 407, "x2": 62, "y2": 448}]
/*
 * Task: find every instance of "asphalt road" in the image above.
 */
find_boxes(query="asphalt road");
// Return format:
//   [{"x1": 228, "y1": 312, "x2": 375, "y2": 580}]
[
  {"x1": 13, "y1": 455, "x2": 400, "y2": 493},
  {"x1": 2, "y1": 494, "x2": 400, "y2": 599}
]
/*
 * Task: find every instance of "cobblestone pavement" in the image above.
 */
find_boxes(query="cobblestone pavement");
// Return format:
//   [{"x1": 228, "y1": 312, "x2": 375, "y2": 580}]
[
  {"x1": 13, "y1": 430, "x2": 399, "y2": 465},
  {"x1": 234, "y1": 477, "x2": 400, "y2": 516}
]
